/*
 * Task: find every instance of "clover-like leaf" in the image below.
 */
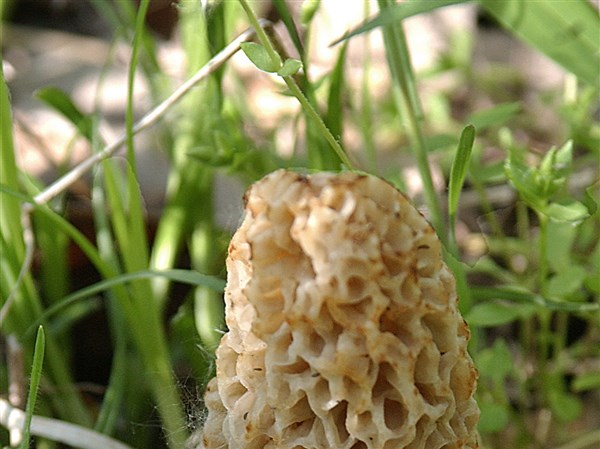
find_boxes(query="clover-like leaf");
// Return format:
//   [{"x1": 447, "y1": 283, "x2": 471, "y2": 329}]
[
  {"x1": 278, "y1": 58, "x2": 303, "y2": 77},
  {"x1": 544, "y1": 200, "x2": 590, "y2": 224},
  {"x1": 240, "y1": 42, "x2": 281, "y2": 73}
]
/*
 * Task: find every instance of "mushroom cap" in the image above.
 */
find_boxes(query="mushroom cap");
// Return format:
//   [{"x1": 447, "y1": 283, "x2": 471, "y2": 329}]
[{"x1": 198, "y1": 170, "x2": 480, "y2": 449}]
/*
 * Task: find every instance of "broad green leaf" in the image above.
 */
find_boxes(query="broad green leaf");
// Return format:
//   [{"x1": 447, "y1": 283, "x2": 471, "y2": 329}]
[
  {"x1": 466, "y1": 102, "x2": 521, "y2": 131},
  {"x1": 548, "y1": 390, "x2": 582, "y2": 422},
  {"x1": 330, "y1": 0, "x2": 468, "y2": 46},
  {"x1": 35, "y1": 87, "x2": 93, "y2": 141},
  {"x1": 278, "y1": 58, "x2": 303, "y2": 77},
  {"x1": 546, "y1": 220, "x2": 577, "y2": 272},
  {"x1": 572, "y1": 372, "x2": 600, "y2": 392},
  {"x1": 547, "y1": 265, "x2": 587, "y2": 298},
  {"x1": 542, "y1": 140, "x2": 572, "y2": 178},
  {"x1": 544, "y1": 200, "x2": 590, "y2": 224},
  {"x1": 476, "y1": 338, "x2": 512, "y2": 384},
  {"x1": 478, "y1": 400, "x2": 510, "y2": 433},
  {"x1": 466, "y1": 301, "x2": 536, "y2": 327},
  {"x1": 480, "y1": 0, "x2": 600, "y2": 86},
  {"x1": 448, "y1": 124, "x2": 475, "y2": 218},
  {"x1": 584, "y1": 272, "x2": 600, "y2": 294},
  {"x1": 240, "y1": 42, "x2": 281, "y2": 73}
]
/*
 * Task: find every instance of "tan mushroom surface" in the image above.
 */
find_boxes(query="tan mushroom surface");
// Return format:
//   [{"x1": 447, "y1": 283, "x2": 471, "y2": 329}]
[{"x1": 198, "y1": 169, "x2": 479, "y2": 449}]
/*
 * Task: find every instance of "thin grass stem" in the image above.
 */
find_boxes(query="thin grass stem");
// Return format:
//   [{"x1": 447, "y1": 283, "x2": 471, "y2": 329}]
[
  {"x1": 238, "y1": 0, "x2": 354, "y2": 170},
  {"x1": 18, "y1": 326, "x2": 45, "y2": 449},
  {"x1": 377, "y1": 0, "x2": 444, "y2": 241}
]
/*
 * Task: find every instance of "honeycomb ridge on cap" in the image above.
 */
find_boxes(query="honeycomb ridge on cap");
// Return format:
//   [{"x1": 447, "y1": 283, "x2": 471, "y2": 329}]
[{"x1": 197, "y1": 169, "x2": 480, "y2": 449}]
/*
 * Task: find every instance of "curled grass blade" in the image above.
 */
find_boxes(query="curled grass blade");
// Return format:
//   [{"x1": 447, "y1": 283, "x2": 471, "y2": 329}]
[
  {"x1": 330, "y1": 0, "x2": 469, "y2": 46},
  {"x1": 35, "y1": 87, "x2": 94, "y2": 141}
]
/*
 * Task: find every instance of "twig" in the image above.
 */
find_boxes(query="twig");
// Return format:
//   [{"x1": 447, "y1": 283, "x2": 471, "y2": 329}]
[
  {"x1": 0, "y1": 20, "x2": 272, "y2": 327},
  {"x1": 550, "y1": 429, "x2": 600, "y2": 449},
  {"x1": 0, "y1": 398, "x2": 135, "y2": 449}
]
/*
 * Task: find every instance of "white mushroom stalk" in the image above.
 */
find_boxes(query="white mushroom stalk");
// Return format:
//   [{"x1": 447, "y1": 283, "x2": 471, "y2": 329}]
[{"x1": 197, "y1": 170, "x2": 480, "y2": 449}]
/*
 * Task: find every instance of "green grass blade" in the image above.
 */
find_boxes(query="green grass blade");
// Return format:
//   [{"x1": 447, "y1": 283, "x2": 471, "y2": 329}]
[
  {"x1": 0, "y1": 186, "x2": 112, "y2": 280},
  {"x1": 124, "y1": 0, "x2": 150, "y2": 171},
  {"x1": 1, "y1": 67, "x2": 25, "y2": 270},
  {"x1": 331, "y1": 0, "x2": 469, "y2": 46},
  {"x1": 23, "y1": 269, "x2": 224, "y2": 337},
  {"x1": 90, "y1": 166, "x2": 130, "y2": 435},
  {"x1": 2, "y1": 69, "x2": 92, "y2": 426},
  {"x1": 102, "y1": 2, "x2": 188, "y2": 444},
  {"x1": 480, "y1": 0, "x2": 600, "y2": 86},
  {"x1": 191, "y1": 217, "x2": 225, "y2": 349},
  {"x1": 184, "y1": 1, "x2": 227, "y2": 351},
  {"x1": 377, "y1": 0, "x2": 444, "y2": 240},
  {"x1": 325, "y1": 41, "x2": 349, "y2": 144},
  {"x1": 241, "y1": 42, "x2": 281, "y2": 72},
  {"x1": 19, "y1": 326, "x2": 45, "y2": 449},
  {"x1": 471, "y1": 286, "x2": 600, "y2": 312},
  {"x1": 466, "y1": 102, "x2": 521, "y2": 131},
  {"x1": 446, "y1": 125, "x2": 476, "y2": 313},
  {"x1": 35, "y1": 87, "x2": 94, "y2": 141},
  {"x1": 102, "y1": 158, "x2": 187, "y2": 447},
  {"x1": 34, "y1": 210, "x2": 70, "y2": 305},
  {"x1": 360, "y1": 0, "x2": 377, "y2": 173},
  {"x1": 448, "y1": 124, "x2": 475, "y2": 222},
  {"x1": 272, "y1": 0, "x2": 305, "y2": 57},
  {"x1": 150, "y1": 0, "x2": 218, "y2": 309}
]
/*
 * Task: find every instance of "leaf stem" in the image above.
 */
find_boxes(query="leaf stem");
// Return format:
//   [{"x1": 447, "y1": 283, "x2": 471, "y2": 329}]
[{"x1": 237, "y1": 0, "x2": 354, "y2": 170}]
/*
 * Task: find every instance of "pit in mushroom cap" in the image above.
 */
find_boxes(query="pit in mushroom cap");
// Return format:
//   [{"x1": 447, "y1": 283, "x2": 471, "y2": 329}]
[{"x1": 198, "y1": 169, "x2": 480, "y2": 449}]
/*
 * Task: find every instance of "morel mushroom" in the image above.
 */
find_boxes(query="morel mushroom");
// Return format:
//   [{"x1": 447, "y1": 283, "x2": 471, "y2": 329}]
[{"x1": 198, "y1": 170, "x2": 479, "y2": 449}]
